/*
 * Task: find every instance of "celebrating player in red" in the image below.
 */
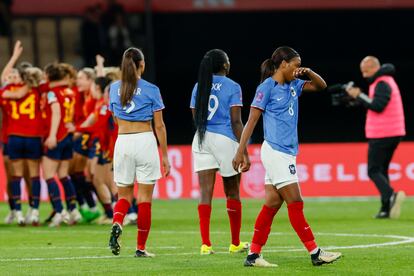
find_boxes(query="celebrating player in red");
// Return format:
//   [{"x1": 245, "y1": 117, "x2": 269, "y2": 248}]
[
  {"x1": 75, "y1": 76, "x2": 116, "y2": 224},
  {"x1": 42, "y1": 63, "x2": 80, "y2": 227},
  {"x1": 2, "y1": 67, "x2": 44, "y2": 226}
]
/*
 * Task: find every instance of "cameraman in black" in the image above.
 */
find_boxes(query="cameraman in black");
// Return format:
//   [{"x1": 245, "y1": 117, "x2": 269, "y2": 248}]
[{"x1": 346, "y1": 56, "x2": 406, "y2": 219}]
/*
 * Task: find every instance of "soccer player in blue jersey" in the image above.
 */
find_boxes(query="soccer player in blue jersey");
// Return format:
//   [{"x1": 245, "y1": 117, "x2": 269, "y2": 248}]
[
  {"x1": 190, "y1": 49, "x2": 250, "y2": 255},
  {"x1": 233, "y1": 46, "x2": 342, "y2": 267},
  {"x1": 108, "y1": 47, "x2": 170, "y2": 258}
]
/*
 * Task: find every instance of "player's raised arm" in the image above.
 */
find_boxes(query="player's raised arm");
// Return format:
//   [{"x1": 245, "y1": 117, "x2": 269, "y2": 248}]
[
  {"x1": 1, "y1": 41, "x2": 23, "y2": 85},
  {"x1": 295, "y1": 68, "x2": 327, "y2": 92}
]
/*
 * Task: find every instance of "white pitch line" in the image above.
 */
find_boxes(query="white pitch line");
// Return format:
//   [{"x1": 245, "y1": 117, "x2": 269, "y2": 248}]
[
  {"x1": 2, "y1": 246, "x2": 184, "y2": 250},
  {"x1": 1, "y1": 232, "x2": 414, "y2": 262},
  {"x1": 20, "y1": 230, "x2": 414, "y2": 237}
]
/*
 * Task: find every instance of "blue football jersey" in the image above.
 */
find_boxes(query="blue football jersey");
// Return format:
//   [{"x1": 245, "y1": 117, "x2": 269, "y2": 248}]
[
  {"x1": 251, "y1": 77, "x2": 306, "y2": 156},
  {"x1": 109, "y1": 79, "x2": 165, "y2": 121},
  {"x1": 190, "y1": 75, "x2": 243, "y2": 141}
]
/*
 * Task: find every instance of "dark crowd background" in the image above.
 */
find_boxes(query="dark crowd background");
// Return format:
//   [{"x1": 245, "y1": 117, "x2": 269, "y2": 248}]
[
  {"x1": 2, "y1": 3, "x2": 414, "y2": 145},
  {"x1": 151, "y1": 10, "x2": 414, "y2": 145}
]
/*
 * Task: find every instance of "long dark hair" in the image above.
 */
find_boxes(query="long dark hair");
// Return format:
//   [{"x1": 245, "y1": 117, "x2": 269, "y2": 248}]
[
  {"x1": 194, "y1": 49, "x2": 228, "y2": 146},
  {"x1": 120, "y1": 47, "x2": 144, "y2": 107},
  {"x1": 95, "y1": 77, "x2": 112, "y2": 94},
  {"x1": 260, "y1": 46, "x2": 300, "y2": 82}
]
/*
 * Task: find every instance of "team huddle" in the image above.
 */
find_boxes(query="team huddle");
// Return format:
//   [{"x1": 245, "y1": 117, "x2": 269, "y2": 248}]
[
  {"x1": 0, "y1": 42, "x2": 342, "y2": 267},
  {"x1": 1, "y1": 41, "x2": 121, "y2": 227}
]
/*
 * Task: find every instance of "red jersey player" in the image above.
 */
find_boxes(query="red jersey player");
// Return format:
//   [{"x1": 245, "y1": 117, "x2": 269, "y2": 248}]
[
  {"x1": 42, "y1": 63, "x2": 80, "y2": 227},
  {"x1": 70, "y1": 67, "x2": 100, "y2": 221},
  {"x1": 75, "y1": 76, "x2": 116, "y2": 224},
  {"x1": 2, "y1": 67, "x2": 44, "y2": 225}
]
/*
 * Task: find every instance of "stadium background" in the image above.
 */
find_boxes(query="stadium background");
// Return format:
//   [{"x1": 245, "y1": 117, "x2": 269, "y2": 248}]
[{"x1": 1, "y1": 0, "x2": 414, "y2": 199}]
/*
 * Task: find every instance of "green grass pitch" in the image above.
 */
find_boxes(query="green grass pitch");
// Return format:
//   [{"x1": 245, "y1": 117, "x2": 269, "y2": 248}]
[{"x1": 0, "y1": 198, "x2": 413, "y2": 275}]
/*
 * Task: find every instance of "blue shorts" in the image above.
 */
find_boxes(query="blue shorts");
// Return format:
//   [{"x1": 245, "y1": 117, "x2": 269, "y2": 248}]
[
  {"x1": 98, "y1": 150, "x2": 112, "y2": 165},
  {"x1": 45, "y1": 134, "x2": 73, "y2": 161},
  {"x1": 73, "y1": 134, "x2": 98, "y2": 159},
  {"x1": 8, "y1": 136, "x2": 43, "y2": 160},
  {"x1": 2, "y1": 143, "x2": 8, "y2": 156}
]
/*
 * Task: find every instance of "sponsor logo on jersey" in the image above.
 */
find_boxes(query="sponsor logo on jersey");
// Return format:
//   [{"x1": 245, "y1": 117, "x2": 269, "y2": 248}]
[
  {"x1": 47, "y1": 91, "x2": 57, "y2": 104},
  {"x1": 255, "y1": 91, "x2": 264, "y2": 103}
]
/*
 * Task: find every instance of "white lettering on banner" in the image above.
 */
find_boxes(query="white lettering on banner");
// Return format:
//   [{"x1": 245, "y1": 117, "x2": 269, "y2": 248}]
[
  {"x1": 406, "y1": 163, "x2": 414, "y2": 180},
  {"x1": 358, "y1": 164, "x2": 369, "y2": 181},
  {"x1": 297, "y1": 164, "x2": 309, "y2": 182},
  {"x1": 337, "y1": 164, "x2": 355, "y2": 181},
  {"x1": 314, "y1": 164, "x2": 332, "y2": 182},
  {"x1": 389, "y1": 163, "x2": 402, "y2": 181},
  {"x1": 166, "y1": 149, "x2": 183, "y2": 199}
]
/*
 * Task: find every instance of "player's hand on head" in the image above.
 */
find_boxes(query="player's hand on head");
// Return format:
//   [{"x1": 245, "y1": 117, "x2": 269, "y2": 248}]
[
  {"x1": 45, "y1": 135, "x2": 57, "y2": 149},
  {"x1": 293, "y1": 67, "x2": 311, "y2": 78},
  {"x1": 162, "y1": 158, "x2": 171, "y2": 177}
]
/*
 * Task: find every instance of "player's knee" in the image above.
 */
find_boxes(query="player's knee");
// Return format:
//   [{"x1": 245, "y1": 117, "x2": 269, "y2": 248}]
[{"x1": 265, "y1": 198, "x2": 284, "y2": 209}]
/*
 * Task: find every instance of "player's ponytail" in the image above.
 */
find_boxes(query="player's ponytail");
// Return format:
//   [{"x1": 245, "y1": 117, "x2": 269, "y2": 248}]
[
  {"x1": 261, "y1": 46, "x2": 300, "y2": 83},
  {"x1": 260, "y1": 58, "x2": 275, "y2": 83},
  {"x1": 194, "y1": 55, "x2": 213, "y2": 146},
  {"x1": 120, "y1": 47, "x2": 144, "y2": 107},
  {"x1": 194, "y1": 49, "x2": 228, "y2": 146}
]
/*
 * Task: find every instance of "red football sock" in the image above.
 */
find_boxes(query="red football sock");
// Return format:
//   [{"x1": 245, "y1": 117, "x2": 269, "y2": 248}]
[
  {"x1": 287, "y1": 201, "x2": 318, "y2": 253},
  {"x1": 112, "y1": 198, "x2": 130, "y2": 226},
  {"x1": 227, "y1": 199, "x2": 242, "y2": 246},
  {"x1": 137, "y1": 202, "x2": 152, "y2": 251},
  {"x1": 250, "y1": 205, "x2": 279, "y2": 254},
  {"x1": 198, "y1": 204, "x2": 212, "y2": 246}
]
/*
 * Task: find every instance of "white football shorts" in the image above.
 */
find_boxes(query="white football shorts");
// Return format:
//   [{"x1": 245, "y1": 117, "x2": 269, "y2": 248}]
[
  {"x1": 261, "y1": 140, "x2": 299, "y2": 189},
  {"x1": 113, "y1": 132, "x2": 161, "y2": 186},
  {"x1": 192, "y1": 131, "x2": 239, "y2": 177}
]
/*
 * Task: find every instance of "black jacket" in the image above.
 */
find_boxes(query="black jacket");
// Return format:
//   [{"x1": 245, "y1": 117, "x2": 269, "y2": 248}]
[{"x1": 357, "y1": 64, "x2": 395, "y2": 113}]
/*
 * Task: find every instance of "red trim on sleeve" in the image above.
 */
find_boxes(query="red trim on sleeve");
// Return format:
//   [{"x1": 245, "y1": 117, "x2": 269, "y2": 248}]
[{"x1": 251, "y1": 105, "x2": 264, "y2": 111}]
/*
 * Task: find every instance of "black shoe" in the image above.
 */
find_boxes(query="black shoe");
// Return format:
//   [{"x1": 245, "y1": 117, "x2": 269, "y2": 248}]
[
  {"x1": 244, "y1": 253, "x2": 277, "y2": 267},
  {"x1": 109, "y1": 223, "x2": 122, "y2": 255},
  {"x1": 374, "y1": 201, "x2": 390, "y2": 219},
  {"x1": 44, "y1": 211, "x2": 56, "y2": 223},
  {"x1": 374, "y1": 211, "x2": 390, "y2": 219},
  {"x1": 135, "y1": 249, "x2": 155, "y2": 258},
  {"x1": 311, "y1": 248, "x2": 342, "y2": 266}
]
